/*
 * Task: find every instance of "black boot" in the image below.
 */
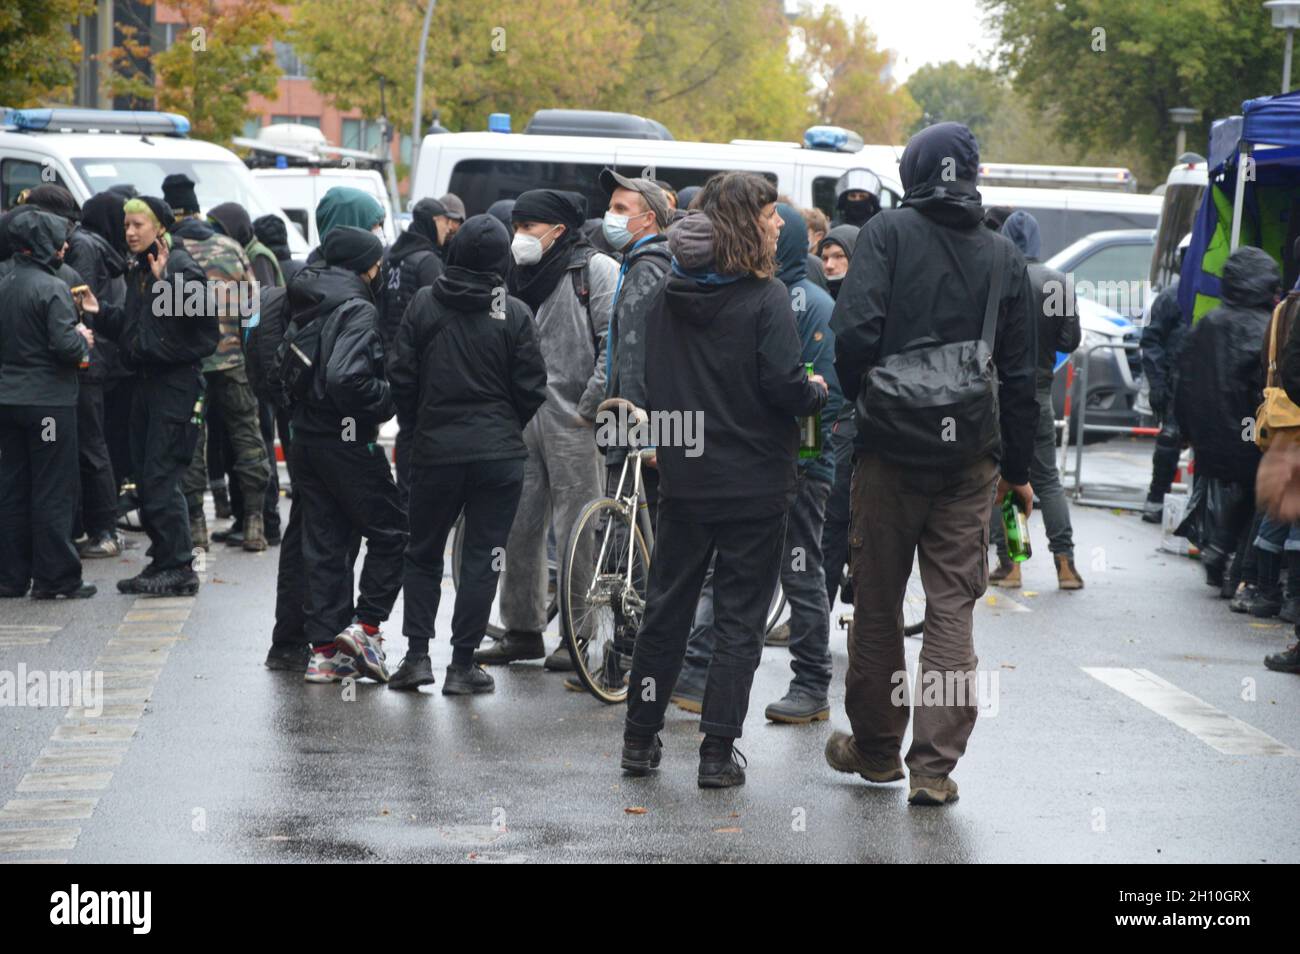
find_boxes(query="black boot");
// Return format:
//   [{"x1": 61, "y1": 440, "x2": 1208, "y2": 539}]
[
  {"x1": 389, "y1": 653, "x2": 435, "y2": 691},
  {"x1": 1249, "y1": 549, "x2": 1283, "y2": 618},
  {"x1": 1280, "y1": 552, "x2": 1300, "y2": 623},
  {"x1": 698, "y1": 736, "x2": 747, "y2": 789},
  {"x1": 620, "y1": 734, "x2": 663, "y2": 776},
  {"x1": 442, "y1": 663, "x2": 495, "y2": 695},
  {"x1": 264, "y1": 642, "x2": 311, "y2": 671},
  {"x1": 473, "y1": 629, "x2": 545, "y2": 665},
  {"x1": 1265, "y1": 641, "x2": 1300, "y2": 673}
]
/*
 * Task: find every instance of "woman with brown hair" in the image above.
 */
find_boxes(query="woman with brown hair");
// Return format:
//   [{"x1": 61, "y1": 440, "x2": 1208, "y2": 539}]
[{"x1": 620, "y1": 171, "x2": 828, "y2": 788}]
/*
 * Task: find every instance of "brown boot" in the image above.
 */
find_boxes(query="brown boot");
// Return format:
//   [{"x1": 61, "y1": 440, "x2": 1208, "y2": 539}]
[
  {"x1": 242, "y1": 512, "x2": 267, "y2": 552},
  {"x1": 824, "y1": 731, "x2": 904, "y2": 783},
  {"x1": 989, "y1": 559, "x2": 1021, "y2": 588},
  {"x1": 1055, "y1": 553, "x2": 1084, "y2": 590},
  {"x1": 189, "y1": 512, "x2": 208, "y2": 550},
  {"x1": 908, "y1": 773, "x2": 959, "y2": 806}
]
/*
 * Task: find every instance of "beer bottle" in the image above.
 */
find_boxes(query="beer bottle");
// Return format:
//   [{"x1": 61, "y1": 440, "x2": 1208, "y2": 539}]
[
  {"x1": 1001, "y1": 492, "x2": 1032, "y2": 562},
  {"x1": 799, "y1": 362, "x2": 821, "y2": 461}
]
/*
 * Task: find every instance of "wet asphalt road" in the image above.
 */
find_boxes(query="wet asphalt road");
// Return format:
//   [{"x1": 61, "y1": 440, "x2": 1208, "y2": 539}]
[{"x1": 2, "y1": 438, "x2": 1298, "y2": 863}]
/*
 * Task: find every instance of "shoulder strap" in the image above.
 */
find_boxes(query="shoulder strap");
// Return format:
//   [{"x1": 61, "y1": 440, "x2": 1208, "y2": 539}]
[{"x1": 981, "y1": 239, "x2": 1006, "y2": 347}]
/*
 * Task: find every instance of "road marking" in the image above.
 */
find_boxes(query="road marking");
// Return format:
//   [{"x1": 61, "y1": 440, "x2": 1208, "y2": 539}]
[
  {"x1": 98, "y1": 687, "x2": 153, "y2": 704},
  {"x1": 0, "y1": 828, "x2": 79, "y2": 852},
  {"x1": 0, "y1": 625, "x2": 61, "y2": 649},
  {"x1": 0, "y1": 625, "x2": 61, "y2": 632},
  {"x1": 124, "y1": 609, "x2": 190, "y2": 622},
  {"x1": 17, "y1": 772, "x2": 113, "y2": 793},
  {"x1": 116, "y1": 622, "x2": 185, "y2": 635},
  {"x1": 51, "y1": 723, "x2": 136, "y2": 743},
  {"x1": 95, "y1": 652, "x2": 169, "y2": 667},
  {"x1": 34, "y1": 748, "x2": 126, "y2": 770},
  {"x1": 131, "y1": 597, "x2": 195, "y2": 610},
  {"x1": 66, "y1": 704, "x2": 145, "y2": 721},
  {"x1": 1083, "y1": 667, "x2": 1300, "y2": 756},
  {"x1": 0, "y1": 799, "x2": 97, "y2": 822}
]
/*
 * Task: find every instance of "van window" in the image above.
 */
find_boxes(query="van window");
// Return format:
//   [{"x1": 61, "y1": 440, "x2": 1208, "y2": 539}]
[{"x1": 2, "y1": 158, "x2": 69, "y2": 211}]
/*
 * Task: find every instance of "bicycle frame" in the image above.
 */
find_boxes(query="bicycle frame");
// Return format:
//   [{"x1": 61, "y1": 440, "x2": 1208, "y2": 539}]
[{"x1": 598, "y1": 450, "x2": 654, "y2": 600}]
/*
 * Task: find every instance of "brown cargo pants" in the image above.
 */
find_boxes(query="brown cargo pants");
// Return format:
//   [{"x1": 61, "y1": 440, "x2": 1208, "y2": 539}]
[{"x1": 844, "y1": 452, "x2": 998, "y2": 778}]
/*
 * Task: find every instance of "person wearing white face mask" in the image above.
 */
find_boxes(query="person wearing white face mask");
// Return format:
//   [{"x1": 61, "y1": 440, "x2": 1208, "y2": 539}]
[{"x1": 475, "y1": 189, "x2": 618, "y2": 672}]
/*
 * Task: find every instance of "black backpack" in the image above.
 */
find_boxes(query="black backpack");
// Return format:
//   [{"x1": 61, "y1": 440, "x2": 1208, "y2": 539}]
[
  {"x1": 275, "y1": 313, "x2": 328, "y2": 405},
  {"x1": 244, "y1": 285, "x2": 290, "y2": 406},
  {"x1": 855, "y1": 240, "x2": 1007, "y2": 468}
]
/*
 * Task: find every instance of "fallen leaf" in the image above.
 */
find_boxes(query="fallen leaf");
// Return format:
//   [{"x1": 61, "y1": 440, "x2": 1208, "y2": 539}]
[
  {"x1": 625, "y1": 806, "x2": 648, "y2": 815},
  {"x1": 714, "y1": 826, "x2": 742, "y2": 833}
]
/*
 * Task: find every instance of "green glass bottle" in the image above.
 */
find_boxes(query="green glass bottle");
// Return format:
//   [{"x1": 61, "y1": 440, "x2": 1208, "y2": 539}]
[
  {"x1": 799, "y1": 362, "x2": 821, "y2": 461},
  {"x1": 1001, "y1": 492, "x2": 1032, "y2": 562}
]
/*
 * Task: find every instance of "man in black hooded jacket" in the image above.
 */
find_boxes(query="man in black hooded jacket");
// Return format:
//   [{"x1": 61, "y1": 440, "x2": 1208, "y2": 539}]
[
  {"x1": 386, "y1": 215, "x2": 547, "y2": 694},
  {"x1": 253, "y1": 214, "x2": 304, "y2": 285},
  {"x1": 827, "y1": 122, "x2": 1037, "y2": 806}
]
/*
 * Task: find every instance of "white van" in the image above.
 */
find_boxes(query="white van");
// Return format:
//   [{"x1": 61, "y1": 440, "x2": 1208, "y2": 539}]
[
  {"x1": 0, "y1": 108, "x2": 309, "y2": 257},
  {"x1": 248, "y1": 167, "x2": 397, "y2": 248}
]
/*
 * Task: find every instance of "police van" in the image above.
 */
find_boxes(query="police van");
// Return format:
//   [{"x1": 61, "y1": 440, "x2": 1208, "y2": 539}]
[{"x1": 0, "y1": 107, "x2": 309, "y2": 256}]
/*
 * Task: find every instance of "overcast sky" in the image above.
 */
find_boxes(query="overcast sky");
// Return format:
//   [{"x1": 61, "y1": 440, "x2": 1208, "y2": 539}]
[{"x1": 826, "y1": 0, "x2": 1000, "y2": 82}]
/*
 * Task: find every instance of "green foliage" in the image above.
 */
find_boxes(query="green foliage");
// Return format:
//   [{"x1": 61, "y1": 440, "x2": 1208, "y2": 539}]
[{"x1": 0, "y1": 0, "x2": 95, "y2": 106}]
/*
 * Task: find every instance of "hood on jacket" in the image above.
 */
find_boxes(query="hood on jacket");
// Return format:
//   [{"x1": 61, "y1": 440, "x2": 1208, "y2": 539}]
[
  {"x1": 1000, "y1": 210, "x2": 1041, "y2": 261},
  {"x1": 6, "y1": 206, "x2": 68, "y2": 271},
  {"x1": 1220, "y1": 246, "x2": 1280, "y2": 309},
  {"x1": 81, "y1": 192, "x2": 128, "y2": 258},
  {"x1": 667, "y1": 211, "x2": 716, "y2": 273},
  {"x1": 775, "y1": 203, "x2": 808, "y2": 286},
  {"x1": 292, "y1": 262, "x2": 373, "y2": 321},
  {"x1": 817, "y1": 224, "x2": 859, "y2": 260},
  {"x1": 207, "y1": 202, "x2": 255, "y2": 247},
  {"x1": 170, "y1": 215, "x2": 216, "y2": 242},
  {"x1": 20, "y1": 185, "x2": 81, "y2": 223},
  {"x1": 487, "y1": 199, "x2": 515, "y2": 229},
  {"x1": 315, "y1": 187, "x2": 384, "y2": 242},
  {"x1": 445, "y1": 214, "x2": 510, "y2": 276},
  {"x1": 385, "y1": 228, "x2": 435, "y2": 265},
  {"x1": 253, "y1": 214, "x2": 293, "y2": 261},
  {"x1": 408, "y1": 197, "x2": 443, "y2": 246},
  {"x1": 898, "y1": 122, "x2": 985, "y2": 229}
]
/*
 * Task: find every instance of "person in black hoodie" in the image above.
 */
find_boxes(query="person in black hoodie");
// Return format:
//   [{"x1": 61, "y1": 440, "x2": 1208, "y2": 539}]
[
  {"x1": 291, "y1": 226, "x2": 407, "y2": 685},
  {"x1": 0, "y1": 208, "x2": 95, "y2": 598},
  {"x1": 379, "y1": 196, "x2": 445, "y2": 505},
  {"x1": 82, "y1": 195, "x2": 219, "y2": 596},
  {"x1": 1175, "y1": 245, "x2": 1278, "y2": 587},
  {"x1": 620, "y1": 173, "x2": 827, "y2": 789},
  {"x1": 386, "y1": 215, "x2": 547, "y2": 694},
  {"x1": 252, "y1": 214, "x2": 304, "y2": 285},
  {"x1": 827, "y1": 121, "x2": 1036, "y2": 806}
]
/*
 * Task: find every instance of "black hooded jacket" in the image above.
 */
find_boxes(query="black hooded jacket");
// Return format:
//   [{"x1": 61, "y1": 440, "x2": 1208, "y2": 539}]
[
  {"x1": 253, "y1": 214, "x2": 304, "y2": 284},
  {"x1": 830, "y1": 121, "x2": 1037, "y2": 484},
  {"x1": 387, "y1": 215, "x2": 547, "y2": 468},
  {"x1": 378, "y1": 207, "x2": 443, "y2": 354},
  {"x1": 1140, "y1": 278, "x2": 1186, "y2": 417},
  {"x1": 63, "y1": 194, "x2": 130, "y2": 383},
  {"x1": 1175, "y1": 246, "x2": 1277, "y2": 483},
  {"x1": 1001, "y1": 210, "x2": 1080, "y2": 389},
  {"x1": 287, "y1": 264, "x2": 394, "y2": 443},
  {"x1": 0, "y1": 209, "x2": 88, "y2": 406}
]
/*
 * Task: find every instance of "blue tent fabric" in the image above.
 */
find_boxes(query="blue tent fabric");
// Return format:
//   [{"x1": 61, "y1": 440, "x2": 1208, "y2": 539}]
[{"x1": 1208, "y1": 90, "x2": 1300, "y2": 173}]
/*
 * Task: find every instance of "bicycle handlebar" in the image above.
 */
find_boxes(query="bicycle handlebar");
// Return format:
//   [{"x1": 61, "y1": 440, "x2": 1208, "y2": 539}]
[{"x1": 597, "y1": 396, "x2": 648, "y2": 427}]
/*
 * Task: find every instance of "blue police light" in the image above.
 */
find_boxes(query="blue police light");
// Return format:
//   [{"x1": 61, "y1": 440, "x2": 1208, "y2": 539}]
[
  {"x1": 3, "y1": 109, "x2": 190, "y2": 136},
  {"x1": 275, "y1": 155, "x2": 288, "y2": 169},
  {"x1": 803, "y1": 125, "x2": 864, "y2": 153},
  {"x1": 488, "y1": 113, "x2": 511, "y2": 134}
]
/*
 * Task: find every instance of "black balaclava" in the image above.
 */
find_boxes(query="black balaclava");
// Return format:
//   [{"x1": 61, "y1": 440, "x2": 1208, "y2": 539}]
[{"x1": 82, "y1": 192, "x2": 129, "y2": 258}]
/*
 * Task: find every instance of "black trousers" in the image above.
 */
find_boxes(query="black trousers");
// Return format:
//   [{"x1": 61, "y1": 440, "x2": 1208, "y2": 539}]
[
  {"x1": 130, "y1": 367, "x2": 202, "y2": 571},
  {"x1": 290, "y1": 438, "x2": 407, "y2": 646},
  {"x1": 271, "y1": 488, "x2": 361, "y2": 649},
  {"x1": 228, "y1": 399, "x2": 283, "y2": 534},
  {"x1": 626, "y1": 504, "x2": 787, "y2": 740},
  {"x1": 76, "y1": 379, "x2": 118, "y2": 538},
  {"x1": 393, "y1": 407, "x2": 414, "y2": 513},
  {"x1": 404, "y1": 457, "x2": 526, "y2": 659},
  {"x1": 1148, "y1": 416, "x2": 1182, "y2": 500},
  {"x1": 821, "y1": 424, "x2": 855, "y2": 608},
  {"x1": 103, "y1": 375, "x2": 134, "y2": 493},
  {"x1": 0, "y1": 404, "x2": 83, "y2": 594}
]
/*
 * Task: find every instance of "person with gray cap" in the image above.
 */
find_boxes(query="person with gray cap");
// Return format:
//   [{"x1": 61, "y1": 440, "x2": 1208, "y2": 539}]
[
  {"x1": 434, "y1": 193, "x2": 465, "y2": 255},
  {"x1": 833, "y1": 168, "x2": 883, "y2": 228}
]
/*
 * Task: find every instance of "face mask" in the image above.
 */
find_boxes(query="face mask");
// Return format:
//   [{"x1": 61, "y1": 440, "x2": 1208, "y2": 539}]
[
  {"x1": 510, "y1": 225, "x2": 558, "y2": 267},
  {"x1": 603, "y1": 210, "x2": 648, "y2": 250},
  {"x1": 843, "y1": 197, "x2": 875, "y2": 225},
  {"x1": 826, "y1": 275, "x2": 843, "y2": 301}
]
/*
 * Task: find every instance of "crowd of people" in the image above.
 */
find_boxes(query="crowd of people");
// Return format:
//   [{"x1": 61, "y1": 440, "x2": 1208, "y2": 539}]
[{"x1": 2, "y1": 117, "x2": 1296, "y2": 805}]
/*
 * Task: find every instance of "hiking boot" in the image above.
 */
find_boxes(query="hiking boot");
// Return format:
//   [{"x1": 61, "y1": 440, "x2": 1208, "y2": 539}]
[
  {"x1": 698, "y1": 741, "x2": 747, "y2": 789},
  {"x1": 31, "y1": 583, "x2": 97, "y2": 600},
  {"x1": 1264, "y1": 642, "x2": 1300, "y2": 673},
  {"x1": 908, "y1": 774, "x2": 960, "y2": 806},
  {"x1": 764, "y1": 690, "x2": 830, "y2": 724},
  {"x1": 1055, "y1": 553, "x2": 1084, "y2": 590},
  {"x1": 1248, "y1": 589, "x2": 1283, "y2": 618},
  {"x1": 189, "y1": 512, "x2": 208, "y2": 550},
  {"x1": 442, "y1": 663, "x2": 495, "y2": 695},
  {"x1": 989, "y1": 559, "x2": 1021, "y2": 588},
  {"x1": 135, "y1": 567, "x2": 199, "y2": 597},
  {"x1": 1230, "y1": 583, "x2": 1259, "y2": 614},
  {"x1": 79, "y1": 533, "x2": 121, "y2": 559},
  {"x1": 473, "y1": 629, "x2": 545, "y2": 665},
  {"x1": 212, "y1": 484, "x2": 232, "y2": 520},
  {"x1": 670, "y1": 671, "x2": 705, "y2": 713},
  {"x1": 824, "y1": 731, "x2": 905, "y2": 783},
  {"x1": 764, "y1": 621, "x2": 791, "y2": 647},
  {"x1": 389, "y1": 653, "x2": 435, "y2": 691},
  {"x1": 1248, "y1": 549, "x2": 1282, "y2": 617},
  {"x1": 242, "y1": 512, "x2": 267, "y2": 552},
  {"x1": 543, "y1": 642, "x2": 574, "y2": 671},
  {"x1": 621, "y1": 734, "x2": 663, "y2": 776},
  {"x1": 334, "y1": 621, "x2": 390, "y2": 683},
  {"x1": 1141, "y1": 495, "x2": 1163, "y2": 524},
  {"x1": 264, "y1": 642, "x2": 311, "y2": 672}
]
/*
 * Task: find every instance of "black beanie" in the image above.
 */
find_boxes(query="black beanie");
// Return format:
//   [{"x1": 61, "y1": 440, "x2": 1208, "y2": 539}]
[
  {"x1": 137, "y1": 196, "x2": 175, "y2": 233},
  {"x1": 323, "y1": 225, "x2": 383, "y2": 273},
  {"x1": 161, "y1": 173, "x2": 199, "y2": 215},
  {"x1": 21, "y1": 185, "x2": 81, "y2": 223}
]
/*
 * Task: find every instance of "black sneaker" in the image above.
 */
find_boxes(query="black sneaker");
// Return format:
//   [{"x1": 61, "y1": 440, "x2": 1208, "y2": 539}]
[
  {"x1": 31, "y1": 583, "x2": 96, "y2": 600},
  {"x1": 1264, "y1": 643, "x2": 1300, "y2": 673},
  {"x1": 1248, "y1": 589, "x2": 1284, "y2": 618},
  {"x1": 116, "y1": 565, "x2": 161, "y2": 594},
  {"x1": 1141, "y1": 496, "x2": 1164, "y2": 524},
  {"x1": 621, "y1": 734, "x2": 663, "y2": 776},
  {"x1": 698, "y1": 742, "x2": 747, "y2": 789},
  {"x1": 442, "y1": 663, "x2": 495, "y2": 695},
  {"x1": 264, "y1": 642, "x2": 311, "y2": 672},
  {"x1": 389, "y1": 653, "x2": 436, "y2": 691},
  {"x1": 135, "y1": 567, "x2": 199, "y2": 597},
  {"x1": 472, "y1": 630, "x2": 544, "y2": 665},
  {"x1": 1229, "y1": 583, "x2": 1258, "y2": 614}
]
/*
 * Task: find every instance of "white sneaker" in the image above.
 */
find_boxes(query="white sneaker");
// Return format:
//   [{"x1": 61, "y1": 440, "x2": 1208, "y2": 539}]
[
  {"x1": 304, "y1": 643, "x2": 360, "y2": 683},
  {"x1": 334, "y1": 622, "x2": 390, "y2": 683}
]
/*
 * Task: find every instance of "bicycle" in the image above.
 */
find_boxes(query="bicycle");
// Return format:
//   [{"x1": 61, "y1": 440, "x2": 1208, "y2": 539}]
[
  {"x1": 833, "y1": 562, "x2": 926, "y2": 637},
  {"x1": 559, "y1": 398, "x2": 787, "y2": 703}
]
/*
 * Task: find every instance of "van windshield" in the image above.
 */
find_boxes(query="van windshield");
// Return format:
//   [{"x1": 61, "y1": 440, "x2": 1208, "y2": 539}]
[{"x1": 72, "y1": 157, "x2": 309, "y2": 255}]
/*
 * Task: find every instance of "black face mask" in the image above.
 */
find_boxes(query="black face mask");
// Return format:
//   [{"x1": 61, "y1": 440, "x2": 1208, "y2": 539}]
[
  {"x1": 826, "y1": 275, "x2": 844, "y2": 300},
  {"x1": 843, "y1": 197, "x2": 878, "y2": 225}
]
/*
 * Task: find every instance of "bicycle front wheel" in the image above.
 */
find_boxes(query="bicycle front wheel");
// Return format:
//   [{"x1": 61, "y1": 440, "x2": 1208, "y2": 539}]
[{"x1": 559, "y1": 497, "x2": 650, "y2": 704}]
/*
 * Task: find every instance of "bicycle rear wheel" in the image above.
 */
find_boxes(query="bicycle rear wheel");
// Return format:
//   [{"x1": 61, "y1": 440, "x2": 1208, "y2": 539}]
[
  {"x1": 560, "y1": 497, "x2": 650, "y2": 704},
  {"x1": 902, "y1": 562, "x2": 925, "y2": 636}
]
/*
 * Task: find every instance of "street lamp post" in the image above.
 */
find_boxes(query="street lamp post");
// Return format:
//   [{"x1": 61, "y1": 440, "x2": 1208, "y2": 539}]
[
  {"x1": 1168, "y1": 107, "x2": 1200, "y2": 159},
  {"x1": 1266, "y1": 1, "x2": 1300, "y2": 92},
  {"x1": 410, "y1": 0, "x2": 437, "y2": 197}
]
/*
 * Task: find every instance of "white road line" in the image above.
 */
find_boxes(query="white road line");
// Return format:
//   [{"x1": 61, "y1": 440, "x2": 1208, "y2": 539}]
[
  {"x1": 0, "y1": 799, "x2": 97, "y2": 822},
  {"x1": 1083, "y1": 667, "x2": 1300, "y2": 756},
  {"x1": 0, "y1": 625, "x2": 61, "y2": 632},
  {"x1": 51, "y1": 723, "x2": 137, "y2": 743},
  {"x1": 34, "y1": 748, "x2": 126, "y2": 770},
  {"x1": 17, "y1": 772, "x2": 113, "y2": 793},
  {"x1": 0, "y1": 828, "x2": 80, "y2": 852}
]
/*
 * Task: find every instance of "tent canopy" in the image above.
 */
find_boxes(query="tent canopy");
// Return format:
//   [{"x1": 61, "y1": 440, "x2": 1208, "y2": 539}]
[{"x1": 1209, "y1": 90, "x2": 1300, "y2": 172}]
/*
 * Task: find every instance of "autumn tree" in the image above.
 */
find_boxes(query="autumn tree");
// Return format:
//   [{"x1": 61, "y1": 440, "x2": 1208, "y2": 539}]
[
  {"x1": 793, "y1": 2, "x2": 919, "y2": 144},
  {"x1": 106, "y1": 0, "x2": 286, "y2": 145},
  {"x1": 0, "y1": 0, "x2": 95, "y2": 106}
]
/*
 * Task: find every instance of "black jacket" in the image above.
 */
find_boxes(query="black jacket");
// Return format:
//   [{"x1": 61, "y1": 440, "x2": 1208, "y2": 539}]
[
  {"x1": 645, "y1": 273, "x2": 826, "y2": 519},
  {"x1": 830, "y1": 196, "x2": 1037, "y2": 484},
  {"x1": 1140, "y1": 279, "x2": 1186, "y2": 417},
  {"x1": 378, "y1": 230, "x2": 443, "y2": 354},
  {"x1": 1175, "y1": 246, "x2": 1276, "y2": 484},
  {"x1": 252, "y1": 214, "x2": 305, "y2": 284},
  {"x1": 388, "y1": 272, "x2": 546, "y2": 469},
  {"x1": 1027, "y1": 261, "x2": 1080, "y2": 390},
  {"x1": 288, "y1": 265, "x2": 394, "y2": 443},
  {"x1": 0, "y1": 209, "x2": 88, "y2": 407},
  {"x1": 63, "y1": 225, "x2": 128, "y2": 383},
  {"x1": 606, "y1": 233, "x2": 671, "y2": 463}
]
